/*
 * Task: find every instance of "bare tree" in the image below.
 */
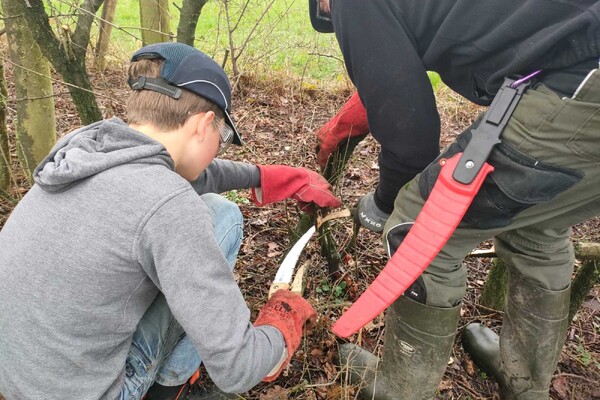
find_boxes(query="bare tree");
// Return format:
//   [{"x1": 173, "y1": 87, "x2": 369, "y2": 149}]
[
  {"x1": 140, "y1": 0, "x2": 171, "y2": 45},
  {"x1": 0, "y1": 60, "x2": 10, "y2": 191},
  {"x1": 95, "y1": 0, "x2": 119, "y2": 72},
  {"x1": 18, "y1": 0, "x2": 103, "y2": 124},
  {"x1": 176, "y1": 0, "x2": 209, "y2": 46},
  {"x1": 221, "y1": 0, "x2": 277, "y2": 77},
  {"x1": 3, "y1": 0, "x2": 56, "y2": 178}
]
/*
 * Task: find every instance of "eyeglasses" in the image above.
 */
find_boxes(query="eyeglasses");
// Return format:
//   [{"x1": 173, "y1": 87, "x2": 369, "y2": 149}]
[{"x1": 213, "y1": 118, "x2": 234, "y2": 155}]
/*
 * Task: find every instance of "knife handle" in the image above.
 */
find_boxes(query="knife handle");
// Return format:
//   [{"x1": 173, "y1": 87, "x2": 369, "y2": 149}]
[{"x1": 268, "y1": 282, "x2": 290, "y2": 299}]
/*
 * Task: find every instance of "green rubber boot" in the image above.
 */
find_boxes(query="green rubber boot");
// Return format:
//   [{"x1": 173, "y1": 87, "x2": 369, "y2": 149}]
[
  {"x1": 462, "y1": 274, "x2": 571, "y2": 399},
  {"x1": 338, "y1": 295, "x2": 461, "y2": 400}
]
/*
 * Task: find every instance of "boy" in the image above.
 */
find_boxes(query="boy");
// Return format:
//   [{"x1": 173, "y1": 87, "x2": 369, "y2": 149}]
[{"x1": 0, "y1": 42, "x2": 341, "y2": 400}]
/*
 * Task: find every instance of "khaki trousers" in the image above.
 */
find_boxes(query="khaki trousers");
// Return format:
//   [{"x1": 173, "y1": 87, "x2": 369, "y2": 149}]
[{"x1": 384, "y1": 69, "x2": 600, "y2": 307}]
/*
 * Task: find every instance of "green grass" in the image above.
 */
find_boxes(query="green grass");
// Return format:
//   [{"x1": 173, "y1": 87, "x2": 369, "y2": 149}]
[
  {"x1": 84, "y1": 0, "x2": 344, "y2": 82},
  {"x1": 428, "y1": 71, "x2": 442, "y2": 90},
  {"x1": 49, "y1": 0, "x2": 440, "y2": 86}
]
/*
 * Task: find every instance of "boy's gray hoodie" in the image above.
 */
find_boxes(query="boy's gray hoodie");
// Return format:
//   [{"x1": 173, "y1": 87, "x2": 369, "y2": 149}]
[{"x1": 0, "y1": 118, "x2": 285, "y2": 399}]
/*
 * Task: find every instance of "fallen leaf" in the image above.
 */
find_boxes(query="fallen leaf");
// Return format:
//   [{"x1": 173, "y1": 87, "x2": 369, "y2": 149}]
[
  {"x1": 583, "y1": 298, "x2": 600, "y2": 312},
  {"x1": 464, "y1": 357, "x2": 475, "y2": 376},
  {"x1": 310, "y1": 348, "x2": 323, "y2": 357},
  {"x1": 438, "y1": 379, "x2": 453, "y2": 391},
  {"x1": 326, "y1": 385, "x2": 345, "y2": 399},
  {"x1": 552, "y1": 375, "x2": 569, "y2": 399},
  {"x1": 267, "y1": 242, "x2": 281, "y2": 258},
  {"x1": 260, "y1": 385, "x2": 288, "y2": 400}
]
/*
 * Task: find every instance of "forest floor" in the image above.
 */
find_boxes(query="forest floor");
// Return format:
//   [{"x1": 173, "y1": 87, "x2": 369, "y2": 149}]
[{"x1": 1, "y1": 64, "x2": 599, "y2": 400}]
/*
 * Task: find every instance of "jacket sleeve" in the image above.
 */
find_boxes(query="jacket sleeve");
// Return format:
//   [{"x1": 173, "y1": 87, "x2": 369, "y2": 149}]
[
  {"x1": 190, "y1": 159, "x2": 261, "y2": 195},
  {"x1": 135, "y1": 187, "x2": 285, "y2": 393},
  {"x1": 332, "y1": 0, "x2": 440, "y2": 210}
]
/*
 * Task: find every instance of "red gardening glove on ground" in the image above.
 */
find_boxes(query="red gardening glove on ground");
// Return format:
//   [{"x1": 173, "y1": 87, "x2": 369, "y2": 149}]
[
  {"x1": 316, "y1": 91, "x2": 370, "y2": 167},
  {"x1": 252, "y1": 165, "x2": 342, "y2": 211},
  {"x1": 254, "y1": 290, "x2": 317, "y2": 381}
]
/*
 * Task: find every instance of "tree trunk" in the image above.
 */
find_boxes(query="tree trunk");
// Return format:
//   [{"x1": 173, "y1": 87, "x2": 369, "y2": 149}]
[
  {"x1": 0, "y1": 60, "x2": 10, "y2": 190},
  {"x1": 140, "y1": 0, "x2": 171, "y2": 45},
  {"x1": 574, "y1": 242, "x2": 600, "y2": 260},
  {"x1": 476, "y1": 245, "x2": 600, "y2": 320},
  {"x1": 176, "y1": 0, "x2": 208, "y2": 46},
  {"x1": 569, "y1": 260, "x2": 599, "y2": 321},
  {"x1": 95, "y1": 0, "x2": 118, "y2": 72},
  {"x1": 478, "y1": 257, "x2": 508, "y2": 311},
  {"x1": 3, "y1": 0, "x2": 56, "y2": 178},
  {"x1": 18, "y1": 0, "x2": 102, "y2": 125},
  {"x1": 73, "y1": 0, "x2": 106, "y2": 61}
]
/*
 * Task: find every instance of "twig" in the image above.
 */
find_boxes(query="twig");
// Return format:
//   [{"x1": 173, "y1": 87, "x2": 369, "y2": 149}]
[
  {"x1": 554, "y1": 373, "x2": 598, "y2": 383},
  {"x1": 3, "y1": 58, "x2": 124, "y2": 102}
]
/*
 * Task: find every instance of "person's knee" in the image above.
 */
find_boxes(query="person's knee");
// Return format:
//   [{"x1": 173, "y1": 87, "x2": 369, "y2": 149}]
[
  {"x1": 201, "y1": 193, "x2": 243, "y2": 226},
  {"x1": 200, "y1": 194, "x2": 243, "y2": 268},
  {"x1": 384, "y1": 220, "x2": 467, "y2": 307},
  {"x1": 495, "y1": 229, "x2": 574, "y2": 290},
  {"x1": 384, "y1": 190, "x2": 468, "y2": 308},
  {"x1": 417, "y1": 263, "x2": 467, "y2": 308}
]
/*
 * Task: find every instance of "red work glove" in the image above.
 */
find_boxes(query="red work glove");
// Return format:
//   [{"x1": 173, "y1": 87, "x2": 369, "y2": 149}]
[
  {"x1": 252, "y1": 165, "x2": 341, "y2": 211},
  {"x1": 316, "y1": 91, "x2": 370, "y2": 167},
  {"x1": 254, "y1": 290, "x2": 317, "y2": 381}
]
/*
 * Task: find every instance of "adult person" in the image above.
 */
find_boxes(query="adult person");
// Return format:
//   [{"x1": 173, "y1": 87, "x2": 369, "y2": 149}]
[{"x1": 309, "y1": 0, "x2": 600, "y2": 398}]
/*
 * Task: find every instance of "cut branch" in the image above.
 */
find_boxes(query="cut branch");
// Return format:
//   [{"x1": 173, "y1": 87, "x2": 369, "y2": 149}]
[{"x1": 468, "y1": 243, "x2": 600, "y2": 261}]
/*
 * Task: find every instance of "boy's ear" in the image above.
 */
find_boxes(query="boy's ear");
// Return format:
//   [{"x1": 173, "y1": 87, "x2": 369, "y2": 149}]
[{"x1": 193, "y1": 111, "x2": 216, "y2": 141}]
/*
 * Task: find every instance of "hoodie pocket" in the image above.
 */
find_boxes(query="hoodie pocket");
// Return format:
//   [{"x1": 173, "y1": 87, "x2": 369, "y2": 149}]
[{"x1": 419, "y1": 129, "x2": 583, "y2": 230}]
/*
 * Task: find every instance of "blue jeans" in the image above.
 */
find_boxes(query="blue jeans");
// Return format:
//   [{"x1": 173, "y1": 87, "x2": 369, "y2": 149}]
[{"x1": 120, "y1": 193, "x2": 243, "y2": 400}]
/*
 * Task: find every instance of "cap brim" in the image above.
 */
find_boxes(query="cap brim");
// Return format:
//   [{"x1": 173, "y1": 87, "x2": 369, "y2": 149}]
[{"x1": 224, "y1": 110, "x2": 243, "y2": 146}]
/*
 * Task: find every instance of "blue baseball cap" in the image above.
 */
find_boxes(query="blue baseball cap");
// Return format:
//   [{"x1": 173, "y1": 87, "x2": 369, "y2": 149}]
[{"x1": 129, "y1": 42, "x2": 242, "y2": 145}]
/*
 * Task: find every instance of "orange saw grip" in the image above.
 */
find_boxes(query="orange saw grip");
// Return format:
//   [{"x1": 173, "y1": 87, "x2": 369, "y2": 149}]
[{"x1": 332, "y1": 153, "x2": 494, "y2": 338}]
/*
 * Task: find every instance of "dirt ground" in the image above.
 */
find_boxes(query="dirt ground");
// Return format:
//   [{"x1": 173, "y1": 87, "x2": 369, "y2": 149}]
[{"x1": 1, "y1": 64, "x2": 599, "y2": 400}]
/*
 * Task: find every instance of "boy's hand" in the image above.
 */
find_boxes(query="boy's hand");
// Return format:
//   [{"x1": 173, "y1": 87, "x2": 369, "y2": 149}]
[
  {"x1": 316, "y1": 91, "x2": 370, "y2": 167},
  {"x1": 254, "y1": 290, "x2": 317, "y2": 381},
  {"x1": 252, "y1": 165, "x2": 341, "y2": 210}
]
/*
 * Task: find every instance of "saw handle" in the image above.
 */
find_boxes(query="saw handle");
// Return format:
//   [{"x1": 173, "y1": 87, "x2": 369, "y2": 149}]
[{"x1": 268, "y1": 282, "x2": 290, "y2": 299}]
